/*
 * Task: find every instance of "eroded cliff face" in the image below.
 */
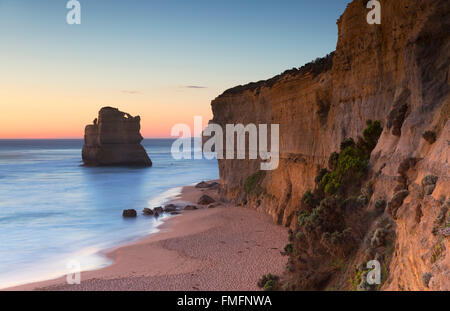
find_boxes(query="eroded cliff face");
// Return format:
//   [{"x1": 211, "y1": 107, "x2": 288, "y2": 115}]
[
  {"x1": 82, "y1": 107, "x2": 152, "y2": 167},
  {"x1": 210, "y1": 0, "x2": 449, "y2": 290}
]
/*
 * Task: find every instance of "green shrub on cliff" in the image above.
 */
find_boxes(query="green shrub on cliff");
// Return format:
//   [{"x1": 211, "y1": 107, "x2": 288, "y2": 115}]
[
  {"x1": 340, "y1": 138, "x2": 356, "y2": 151},
  {"x1": 363, "y1": 120, "x2": 383, "y2": 150},
  {"x1": 315, "y1": 168, "x2": 329, "y2": 185},
  {"x1": 302, "y1": 204, "x2": 325, "y2": 230},
  {"x1": 350, "y1": 268, "x2": 368, "y2": 291},
  {"x1": 319, "y1": 146, "x2": 368, "y2": 195},
  {"x1": 245, "y1": 171, "x2": 266, "y2": 194},
  {"x1": 283, "y1": 121, "x2": 384, "y2": 291},
  {"x1": 297, "y1": 210, "x2": 311, "y2": 226},
  {"x1": 301, "y1": 190, "x2": 314, "y2": 207},
  {"x1": 263, "y1": 280, "x2": 276, "y2": 291},
  {"x1": 328, "y1": 152, "x2": 339, "y2": 170},
  {"x1": 319, "y1": 121, "x2": 383, "y2": 195},
  {"x1": 258, "y1": 274, "x2": 279, "y2": 291},
  {"x1": 284, "y1": 243, "x2": 294, "y2": 254}
]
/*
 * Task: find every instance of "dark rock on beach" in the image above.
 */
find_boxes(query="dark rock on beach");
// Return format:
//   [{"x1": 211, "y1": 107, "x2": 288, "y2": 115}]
[
  {"x1": 142, "y1": 208, "x2": 154, "y2": 215},
  {"x1": 195, "y1": 181, "x2": 219, "y2": 189},
  {"x1": 164, "y1": 204, "x2": 178, "y2": 212},
  {"x1": 195, "y1": 181, "x2": 210, "y2": 188},
  {"x1": 82, "y1": 107, "x2": 152, "y2": 167},
  {"x1": 123, "y1": 209, "x2": 137, "y2": 217},
  {"x1": 184, "y1": 205, "x2": 198, "y2": 210},
  {"x1": 153, "y1": 207, "x2": 164, "y2": 214},
  {"x1": 197, "y1": 195, "x2": 215, "y2": 205}
]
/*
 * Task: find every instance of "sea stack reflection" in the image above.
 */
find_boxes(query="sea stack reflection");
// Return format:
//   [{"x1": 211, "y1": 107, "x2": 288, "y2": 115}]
[{"x1": 82, "y1": 107, "x2": 152, "y2": 167}]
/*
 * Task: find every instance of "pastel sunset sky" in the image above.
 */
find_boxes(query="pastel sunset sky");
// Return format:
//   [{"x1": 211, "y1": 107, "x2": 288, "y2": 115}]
[{"x1": 0, "y1": 0, "x2": 350, "y2": 138}]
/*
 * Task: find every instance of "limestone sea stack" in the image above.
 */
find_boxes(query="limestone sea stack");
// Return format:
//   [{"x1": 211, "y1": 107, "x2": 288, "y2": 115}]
[{"x1": 82, "y1": 107, "x2": 152, "y2": 167}]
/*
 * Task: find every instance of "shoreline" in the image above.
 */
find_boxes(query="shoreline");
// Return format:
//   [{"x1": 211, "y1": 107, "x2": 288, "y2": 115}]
[{"x1": 6, "y1": 181, "x2": 288, "y2": 291}]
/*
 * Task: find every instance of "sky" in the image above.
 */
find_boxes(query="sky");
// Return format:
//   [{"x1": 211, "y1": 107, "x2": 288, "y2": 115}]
[{"x1": 0, "y1": 0, "x2": 351, "y2": 138}]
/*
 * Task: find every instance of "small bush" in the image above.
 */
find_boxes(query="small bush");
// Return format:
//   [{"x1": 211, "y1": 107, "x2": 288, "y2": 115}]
[
  {"x1": 302, "y1": 190, "x2": 314, "y2": 206},
  {"x1": 315, "y1": 168, "x2": 329, "y2": 185},
  {"x1": 431, "y1": 243, "x2": 444, "y2": 263},
  {"x1": 263, "y1": 280, "x2": 275, "y2": 291},
  {"x1": 257, "y1": 274, "x2": 279, "y2": 290},
  {"x1": 363, "y1": 120, "x2": 383, "y2": 152},
  {"x1": 350, "y1": 269, "x2": 366, "y2": 291},
  {"x1": 245, "y1": 171, "x2": 265, "y2": 194},
  {"x1": 319, "y1": 146, "x2": 368, "y2": 195},
  {"x1": 340, "y1": 138, "x2": 356, "y2": 151},
  {"x1": 297, "y1": 210, "x2": 311, "y2": 226},
  {"x1": 328, "y1": 152, "x2": 339, "y2": 170},
  {"x1": 322, "y1": 228, "x2": 353, "y2": 246},
  {"x1": 284, "y1": 243, "x2": 294, "y2": 254},
  {"x1": 319, "y1": 121, "x2": 382, "y2": 195},
  {"x1": 296, "y1": 231, "x2": 305, "y2": 240}
]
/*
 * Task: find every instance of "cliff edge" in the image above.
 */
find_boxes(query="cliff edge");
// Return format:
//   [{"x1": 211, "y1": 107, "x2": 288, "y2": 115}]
[
  {"x1": 210, "y1": 0, "x2": 449, "y2": 290},
  {"x1": 82, "y1": 107, "x2": 152, "y2": 167}
]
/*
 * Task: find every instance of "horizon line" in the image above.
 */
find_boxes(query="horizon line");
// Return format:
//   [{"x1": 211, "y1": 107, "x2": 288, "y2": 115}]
[{"x1": 0, "y1": 136, "x2": 206, "y2": 140}]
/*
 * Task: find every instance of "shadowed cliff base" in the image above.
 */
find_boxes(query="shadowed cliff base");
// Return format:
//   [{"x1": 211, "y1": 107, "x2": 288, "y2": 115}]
[{"x1": 82, "y1": 107, "x2": 152, "y2": 167}]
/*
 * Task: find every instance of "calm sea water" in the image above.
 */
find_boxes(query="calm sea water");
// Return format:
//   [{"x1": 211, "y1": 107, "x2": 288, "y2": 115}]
[{"x1": 0, "y1": 139, "x2": 218, "y2": 289}]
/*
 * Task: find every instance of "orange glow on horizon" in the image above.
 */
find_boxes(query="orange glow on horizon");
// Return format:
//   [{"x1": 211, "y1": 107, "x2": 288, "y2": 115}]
[{"x1": 0, "y1": 84, "x2": 215, "y2": 139}]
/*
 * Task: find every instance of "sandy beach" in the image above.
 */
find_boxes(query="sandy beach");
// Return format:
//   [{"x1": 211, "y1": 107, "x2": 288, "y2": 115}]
[{"x1": 8, "y1": 182, "x2": 288, "y2": 291}]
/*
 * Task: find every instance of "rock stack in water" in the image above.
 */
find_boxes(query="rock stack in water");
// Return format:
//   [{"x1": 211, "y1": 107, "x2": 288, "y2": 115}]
[{"x1": 82, "y1": 107, "x2": 152, "y2": 167}]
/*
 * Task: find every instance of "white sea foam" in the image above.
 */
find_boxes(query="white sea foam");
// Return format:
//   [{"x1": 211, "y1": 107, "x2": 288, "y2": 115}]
[{"x1": 147, "y1": 186, "x2": 183, "y2": 207}]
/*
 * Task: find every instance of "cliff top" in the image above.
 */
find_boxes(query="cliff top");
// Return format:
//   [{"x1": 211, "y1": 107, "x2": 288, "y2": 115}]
[{"x1": 219, "y1": 52, "x2": 334, "y2": 97}]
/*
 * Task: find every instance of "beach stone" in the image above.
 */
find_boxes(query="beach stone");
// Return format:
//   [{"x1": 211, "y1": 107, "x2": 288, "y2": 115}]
[
  {"x1": 153, "y1": 207, "x2": 163, "y2": 214},
  {"x1": 208, "y1": 203, "x2": 221, "y2": 209},
  {"x1": 164, "y1": 204, "x2": 177, "y2": 212},
  {"x1": 184, "y1": 205, "x2": 198, "y2": 210},
  {"x1": 195, "y1": 181, "x2": 220, "y2": 189},
  {"x1": 170, "y1": 211, "x2": 181, "y2": 215},
  {"x1": 195, "y1": 181, "x2": 210, "y2": 188},
  {"x1": 198, "y1": 195, "x2": 215, "y2": 205},
  {"x1": 208, "y1": 182, "x2": 219, "y2": 189},
  {"x1": 142, "y1": 208, "x2": 154, "y2": 215},
  {"x1": 123, "y1": 209, "x2": 137, "y2": 218},
  {"x1": 154, "y1": 211, "x2": 160, "y2": 217}
]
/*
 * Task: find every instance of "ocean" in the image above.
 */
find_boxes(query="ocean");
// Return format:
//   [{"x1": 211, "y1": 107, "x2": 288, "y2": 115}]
[{"x1": 0, "y1": 139, "x2": 219, "y2": 289}]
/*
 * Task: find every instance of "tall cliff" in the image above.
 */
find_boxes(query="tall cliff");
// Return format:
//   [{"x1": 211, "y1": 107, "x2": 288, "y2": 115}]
[
  {"x1": 82, "y1": 107, "x2": 152, "y2": 167},
  {"x1": 210, "y1": 0, "x2": 449, "y2": 290}
]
